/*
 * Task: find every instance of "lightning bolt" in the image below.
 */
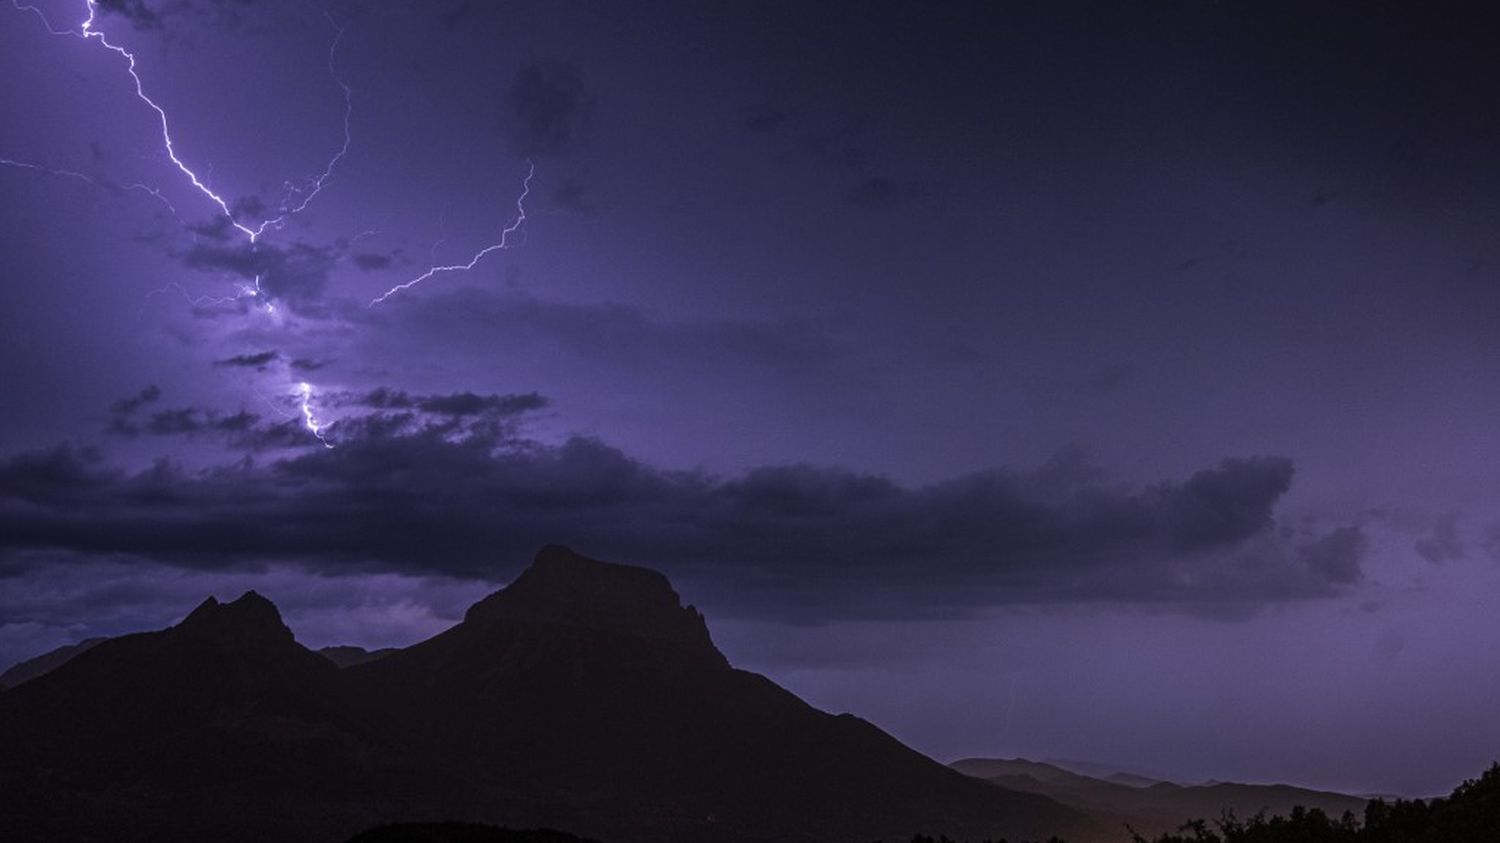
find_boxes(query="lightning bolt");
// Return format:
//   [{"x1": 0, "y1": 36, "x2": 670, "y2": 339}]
[
  {"x1": 141, "y1": 278, "x2": 276, "y2": 316},
  {"x1": 429, "y1": 207, "x2": 450, "y2": 262},
  {"x1": 143, "y1": 281, "x2": 248, "y2": 310},
  {"x1": 1, "y1": 156, "x2": 186, "y2": 224},
  {"x1": 10, "y1": 0, "x2": 353, "y2": 247},
  {"x1": 10, "y1": 0, "x2": 354, "y2": 328},
  {"x1": 258, "y1": 18, "x2": 353, "y2": 236},
  {"x1": 11, "y1": 1, "x2": 542, "y2": 454},
  {"x1": 297, "y1": 381, "x2": 334, "y2": 448},
  {"x1": 369, "y1": 160, "x2": 534, "y2": 306}
]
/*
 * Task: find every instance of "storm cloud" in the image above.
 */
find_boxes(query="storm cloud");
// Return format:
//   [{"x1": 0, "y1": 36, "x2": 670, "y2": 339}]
[
  {"x1": 212, "y1": 350, "x2": 280, "y2": 369},
  {"x1": 345, "y1": 387, "x2": 548, "y2": 417},
  {"x1": 0, "y1": 405, "x2": 1362, "y2": 620},
  {"x1": 95, "y1": 0, "x2": 162, "y2": 30},
  {"x1": 179, "y1": 241, "x2": 338, "y2": 312}
]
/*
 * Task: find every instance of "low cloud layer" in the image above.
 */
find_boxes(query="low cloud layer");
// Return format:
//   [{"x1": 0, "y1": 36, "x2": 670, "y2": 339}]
[{"x1": 0, "y1": 391, "x2": 1365, "y2": 623}]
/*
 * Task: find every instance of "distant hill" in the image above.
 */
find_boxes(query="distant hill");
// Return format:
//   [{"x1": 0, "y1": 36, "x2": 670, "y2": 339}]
[
  {"x1": 952, "y1": 757, "x2": 1366, "y2": 839},
  {"x1": 0, "y1": 545, "x2": 1103, "y2": 843},
  {"x1": 1104, "y1": 773, "x2": 1163, "y2": 789},
  {"x1": 320, "y1": 644, "x2": 400, "y2": 668},
  {"x1": 1045, "y1": 758, "x2": 1177, "y2": 786},
  {"x1": 0, "y1": 636, "x2": 109, "y2": 688}
]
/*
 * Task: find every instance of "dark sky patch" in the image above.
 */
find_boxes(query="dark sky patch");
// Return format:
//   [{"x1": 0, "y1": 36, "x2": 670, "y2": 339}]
[
  {"x1": 1415, "y1": 511, "x2": 1466, "y2": 564},
  {"x1": 110, "y1": 385, "x2": 161, "y2": 415},
  {"x1": 499, "y1": 60, "x2": 590, "y2": 158},
  {"x1": 744, "y1": 104, "x2": 791, "y2": 134},
  {"x1": 845, "y1": 177, "x2": 926, "y2": 209},
  {"x1": 352, "y1": 252, "x2": 393, "y2": 271},
  {"x1": 550, "y1": 177, "x2": 596, "y2": 216}
]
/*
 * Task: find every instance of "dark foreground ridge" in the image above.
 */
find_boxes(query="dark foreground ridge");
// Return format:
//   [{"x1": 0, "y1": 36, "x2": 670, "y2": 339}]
[
  {"x1": 0, "y1": 545, "x2": 1101, "y2": 843},
  {"x1": 346, "y1": 824, "x2": 600, "y2": 843}
]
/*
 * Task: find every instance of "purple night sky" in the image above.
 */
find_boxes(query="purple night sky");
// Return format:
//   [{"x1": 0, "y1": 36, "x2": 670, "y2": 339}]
[{"x1": 3, "y1": 0, "x2": 1498, "y2": 799}]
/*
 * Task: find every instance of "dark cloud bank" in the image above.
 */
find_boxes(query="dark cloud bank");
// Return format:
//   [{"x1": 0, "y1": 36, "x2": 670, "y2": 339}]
[
  {"x1": 180, "y1": 240, "x2": 337, "y2": 312},
  {"x1": 0, "y1": 389, "x2": 1364, "y2": 622}
]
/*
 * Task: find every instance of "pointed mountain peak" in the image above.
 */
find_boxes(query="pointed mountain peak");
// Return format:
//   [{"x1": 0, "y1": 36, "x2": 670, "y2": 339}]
[
  {"x1": 176, "y1": 589, "x2": 295, "y2": 650},
  {"x1": 186, "y1": 595, "x2": 220, "y2": 618},
  {"x1": 229, "y1": 589, "x2": 277, "y2": 612},
  {"x1": 464, "y1": 545, "x2": 726, "y2": 665}
]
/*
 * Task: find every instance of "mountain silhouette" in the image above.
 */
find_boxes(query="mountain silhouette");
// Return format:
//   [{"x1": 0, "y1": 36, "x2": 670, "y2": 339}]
[{"x1": 0, "y1": 546, "x2": 1102, "y2": 843}]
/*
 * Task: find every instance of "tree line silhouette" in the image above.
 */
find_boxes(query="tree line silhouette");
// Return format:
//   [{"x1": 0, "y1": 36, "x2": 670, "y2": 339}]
[{"x1": 1127, "y1": 762, "x2": 1499, "y2": 843}]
